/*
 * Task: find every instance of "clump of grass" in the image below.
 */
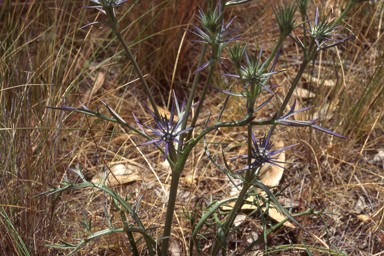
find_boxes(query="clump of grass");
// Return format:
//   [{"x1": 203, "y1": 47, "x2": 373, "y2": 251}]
[
  {"x1": 0, "y1": 0, "x2": 83, "y2": 253},
  {"x1": 0, "y1": 0, "x2": 150, "y2": 253}
]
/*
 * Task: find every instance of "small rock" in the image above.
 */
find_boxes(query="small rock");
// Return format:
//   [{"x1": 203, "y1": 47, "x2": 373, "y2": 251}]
[
  {"x1": 178, "y1": 190, "x2": 191, "y2": 200},
  {"x1": 369, "y1": 150, "x2": 384, "y2": 166},
  {"x1": 91, "y1": 164, "x2": 141, "y2": 186},
  {"x1": 160, "y1": 160, "x2": 171, "y2": 169},
  {"x1": 234, "y1": 214, "x2": 246, "y2": 226},
  {"x1": 355, "y1": 194, "x2": 367, "y2": 212},
  {"x1": 246, "y1": 231, "x2": 259, "y2": 244}
]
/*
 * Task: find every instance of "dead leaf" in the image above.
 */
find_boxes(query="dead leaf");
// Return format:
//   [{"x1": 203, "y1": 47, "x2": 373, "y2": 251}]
[
  {"x1": 91, "y1": 164, "x2": 141, "y2": 186},
  {"x1": 170, "y1": 241, "x2": 182, "y2": 256},
  {"x1": 262, "y1": 207, "x2": 295, "y2": 228},
  {"x1": 146, "y1": 99, "x2": 177, "y2": 122},
  {"x1": 221, "y1": 203, "x2": 295, "y2": 228}
]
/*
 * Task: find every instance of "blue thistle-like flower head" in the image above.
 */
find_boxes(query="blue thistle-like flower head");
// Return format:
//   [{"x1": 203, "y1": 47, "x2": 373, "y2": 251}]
[
  {"x1": 189, "y1": 4, "x2": 239, "y2": 46},
  {"x1": 272, "y1": 1, "x2": 298, "y2": 37},
  {"x1": 188, "y1": 2, "x2": 240, "y2": 73},
  {"x1": 133, "y1": 100, "x2": 197, "y2": 160},
  {"x1": 301, "y1": 8, "x2": 354, "y2": 50},
  {"x1": 226, "y1": 42, "x2": 247, "y2": 69},
  {"x1": 83, "y1": 0, "x2": 129, "y2": 28},
  {"x1": 223, "y1": 47, "x2": 282, "y2": 94},
  {"x1": 85, "y1": 0, "x2": 129, "y2": 10},
  {"x1": 296, "y1": 0, "x2": 310, "y2": 16},
  {"x1": 232, "y1": 131, "x2": 296, "y2": 173}
]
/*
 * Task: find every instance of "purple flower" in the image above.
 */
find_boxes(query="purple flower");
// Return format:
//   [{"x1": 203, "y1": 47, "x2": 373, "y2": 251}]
[
  {"x1": 296, "y1": 0, "x2": 309, "y2": 15},
  {"x1": 85, "y1": 0, "x2": 130, "y2": 12},
  {"x1": 83, "y1": 0, "x2": 129, "y2": 28},
  {"x1": 272, "y1": 1, "x2": 298, "y2": 37},
  {"x1": 232, "y1": 131, "x2": 296, "y2": 173},
  {"x1": 300, "y1": 8, "x2": 354, "y2": 50},
  {"x1": 222, "y1": 47, "x2": 282, "y2": 94},
  {"x1": 133, "y1": 101, "x2": 198, "y2": 160},
  {"x1": 188, "y1": 3, "x2": 240, "y2": 73},
  {"x1": 188, "y1": 16, "x2": 240, "y2": 46}
]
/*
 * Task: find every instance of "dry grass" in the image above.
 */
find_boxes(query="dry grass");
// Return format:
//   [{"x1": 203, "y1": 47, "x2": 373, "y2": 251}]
[{"x1": 0, "y1": 0, "x2": 384, "y2": 255}]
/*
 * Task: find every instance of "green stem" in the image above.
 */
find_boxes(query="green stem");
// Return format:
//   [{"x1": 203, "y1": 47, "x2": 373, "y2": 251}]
[
  {"x1": 185, "y1": 59, "x2": 218, "y2": 142},
  {"x1": 160, "y1": 103, "x2": 267, "y2": 254},
  {"x1": 267, "y1": 58, "x2": 310, "y2": 138},
  {"x1": 331, "y1": 1, "x2": 355, "y2": 28},
  {"x1": 120, "y1": 211, "x2": 140, "y2": 256},
  {"x1": 177, "y1": 44, "x2": 207, "y2": 154},
  {"x1": 300, "y1": 12, "x2": 308, "y2": 49},
  {"x1": 209, "y1": 84, "x2": 257, "y2": 255},
  {"x1": 220, "y1": 0, "x2": 225, "y2": 15},
  {"x1": 246, "y1": 83, "x2": 256, "y2": 177},
  {"x1": 113, "y1": 29, "x2": 162, "y2": 120},
  {"x1": 167, "y1": 142, "x2": 177, "y2": 163},
  {"x1": 247, "y1": 123, "x2": 253, "y2": 166},
  {"x1": 268, "y1": 9, "x2": 339, "y2": 135},
  {"x1": 278, "y1": 59, "x2": 310, "y2": 117},
  {"x1": 210, "y1": 183, "x2": 251, "y2": 255},
  {"x1": 191, "y1": 197, "x2": 239, "y2": 239},
  {"x1": 160, "y1": 171, "x2": 181, "y2": 255},
  {"x1": 264, "y1": 36, "x2": 285, "y2": 68}
]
